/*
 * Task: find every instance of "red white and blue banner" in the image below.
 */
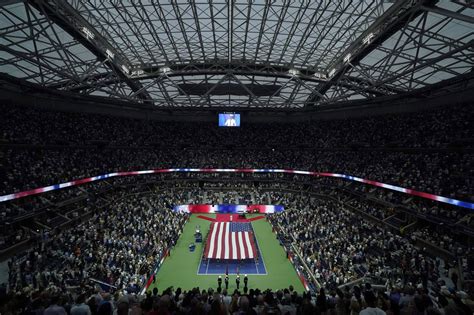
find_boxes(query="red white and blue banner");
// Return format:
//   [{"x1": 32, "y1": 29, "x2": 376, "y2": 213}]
[
  {"x1": 0, "y1": 168, "x2": 472, "y2": 210},
  {"x1": 173, "y1": 204, "x2": 284, "y2": 213},
  {"x1": 204, "y1": 222, "x2": 257, "y2": 260}
]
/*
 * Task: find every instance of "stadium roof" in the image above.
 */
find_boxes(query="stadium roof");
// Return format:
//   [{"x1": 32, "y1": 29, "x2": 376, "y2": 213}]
[{"x1": 0, "y1": 0, "x2": 472, "y2": 109}]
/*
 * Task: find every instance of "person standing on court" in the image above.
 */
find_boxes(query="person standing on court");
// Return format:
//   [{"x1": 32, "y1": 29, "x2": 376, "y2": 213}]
[
  {"x1": 236, "y1": 275, "x2": 240, "y2": 290},
  {"x1": 244, "y1": 274, "x2": 248, "y2": 288},
  {"x1": 218, "y1": 275, "x2": 222, "y2": 290},
  {"x1": 224, "y1": 275, "x2": 229, "y2": 290}
]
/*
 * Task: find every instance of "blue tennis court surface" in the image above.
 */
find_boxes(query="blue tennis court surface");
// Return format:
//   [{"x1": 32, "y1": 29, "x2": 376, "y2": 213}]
[{"x1": 198, "y1": 252, "x2": 267, "y2": 275}]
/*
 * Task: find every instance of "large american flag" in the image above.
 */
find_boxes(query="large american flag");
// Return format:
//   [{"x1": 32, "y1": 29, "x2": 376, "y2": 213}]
[{"x1": 204, "y1": 222, "x2": 257, "y2": 259}]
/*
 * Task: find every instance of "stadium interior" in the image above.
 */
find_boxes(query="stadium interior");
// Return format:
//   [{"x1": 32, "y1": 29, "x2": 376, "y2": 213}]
[{"x1": 0, "y1": 1, "x2": 473, "y2": 314}]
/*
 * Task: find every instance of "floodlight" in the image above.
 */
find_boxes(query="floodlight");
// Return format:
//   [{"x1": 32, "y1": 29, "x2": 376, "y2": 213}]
[
  {"x1": 81, "y1": 27, "x2": 94, "y2": 39},
  {"x1": 121, "y1": 65, "x2": 130, "y2": 74},
  {"x1": 105, "y1": 49, "x2": 115, "y2": 59},
  {"x1": 343, "y1": 53, "x2": 351, "y2": 63},
  {"x1": 363, "y1": 32, "x2": 375, "y2": 45},
  {"x1": 328, "y1": 68, "x2": 336, "y2": 78},
  {"x1": 160, "y1": 66, "x2": 171, "y2": 74},
  {"x1": 288, "y1": 69, "x2": 299, "y2": 76}
]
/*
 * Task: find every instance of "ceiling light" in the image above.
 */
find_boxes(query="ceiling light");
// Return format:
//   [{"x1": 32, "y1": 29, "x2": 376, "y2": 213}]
[
  {"x1": 160, "y1": 66, "x2": 171, "y2": 73},
  {"x1": 81, "y1": 27, "x2": 94, "y2": 40},
  {"x1": 343, "y1": 53, "x2": 351, "y2": 63},
  {"x1": 363, "y1": 32, "x2": 374, "y2": 45},
  {"x1": 131, "y1": 69, "x2": 144, "y2": 76},
  {"x1": 121, "y1": 65, "x2": 130, "y2": 74},
  {"x1": 105, "y1": 49, "x2": 114, "y2": 59},
  {"x1": 313, "y1": 72, "x2": 327, "y2": 80},
  {"x1": 288, "y1": 69, "x2": 299, "y2": 76},
  {"x1": 328, "y1": 68, "x2": 336, "y2": 78}
]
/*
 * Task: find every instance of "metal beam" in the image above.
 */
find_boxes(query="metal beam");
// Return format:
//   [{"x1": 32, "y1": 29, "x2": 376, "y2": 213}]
[
  {"x1": 2, "y1": 1, "x2": 469, "y2": 109},
  {"x1": 421, "y1": 4, "x2": 474, "y2": 24},
  {"x1": 46, "y1": 62, "x2": 403, "y2": 97},
  {"x1": 28, "y1": 0, "x2": 153, "y2": 103},
  {"x1": 304, "y1": 0, "x2": 436, "y2": 106},
  {"x1": 372, "y1": 39, "x2": 473, "y2": 87},
  {"x1": 0, "y1": 0, "x2": 24, "y2": 7}
]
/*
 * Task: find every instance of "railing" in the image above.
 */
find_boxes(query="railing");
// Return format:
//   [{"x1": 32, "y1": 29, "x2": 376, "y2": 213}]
[
  {"x1": 1, "y1": 168, "x2": 472, "y2": 210},
  {"x1": 338, "y1": 277, "x2": 388, "y2": 291},
  {"x1": 139, "y1": 216, "x2": 190, "y2": 294},
  {"x1": 274, "y1": 220, "x2": 321, "y2": 290},
  {"x1": 90, "y1": 278, "x2": 117, "y2": 291}
]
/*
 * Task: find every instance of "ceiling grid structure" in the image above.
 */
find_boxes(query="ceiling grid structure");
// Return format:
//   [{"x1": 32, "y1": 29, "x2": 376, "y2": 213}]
[{"x1": 0, "y1": 0, "x2": 472, "y2": 109}]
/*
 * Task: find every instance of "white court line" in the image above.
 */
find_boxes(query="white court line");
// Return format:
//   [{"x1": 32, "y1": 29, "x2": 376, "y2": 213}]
[
  {"x1": 205, "y1": 256, "x2": 210, "y2": 274},
  {"x1": 250, "y1": 221, "x2": 268, "y2": 275}
]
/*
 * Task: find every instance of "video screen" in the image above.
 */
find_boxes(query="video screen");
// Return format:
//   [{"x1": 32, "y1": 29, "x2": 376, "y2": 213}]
[{"x1": 218, "y1": 113, "x2": 240, "y2": 127}]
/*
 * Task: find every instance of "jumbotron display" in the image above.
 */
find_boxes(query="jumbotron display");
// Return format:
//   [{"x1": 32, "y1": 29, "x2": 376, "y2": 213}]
[{"x1": 218, "y1": 113, "x2": 240, "y2": 127}]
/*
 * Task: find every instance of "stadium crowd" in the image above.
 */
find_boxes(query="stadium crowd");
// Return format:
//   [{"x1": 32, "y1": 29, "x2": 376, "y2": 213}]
[
  {"x1": 0, "y1": 103, "x2": 472, "y2": 314},
  {"x1": 1, "y1": 103, "x2": 472, "y2": 148},
  {"x1": 269, "y1": 197, "x2": 437, "y2": 287},
  {"x1": 1, "y1": 172, "x2": 471, "y2": 252},
  {"x1": 1, "y1": 148, "x2": 471, "y2": 200},
  {"x1": 4, "y1": 192, "x2": 188, "y2": 312},
  {"x1": 1, "y1": 187, "x2": 473, "y2": 314},
  {"x1": 0, "y1": 103, "x2": 472, "y2": 202},
  {"x1": 2, "y1": 282, "x2": 473, "y2": 315}
]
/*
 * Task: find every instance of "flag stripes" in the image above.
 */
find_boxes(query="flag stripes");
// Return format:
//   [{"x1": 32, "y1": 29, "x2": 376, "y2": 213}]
[{"x1": 205, "y1": 222, "x2": 257, "y2": 259}]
